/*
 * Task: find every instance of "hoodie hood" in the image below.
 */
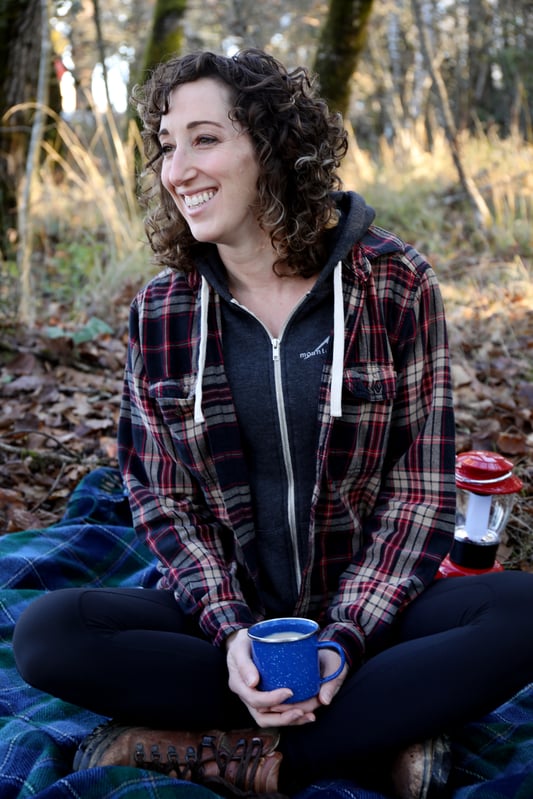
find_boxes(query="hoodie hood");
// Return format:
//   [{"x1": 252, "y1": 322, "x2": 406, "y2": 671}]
[
  {"x1": 315, "y1": 191, "x2": 375, "y2": 286},
  {"x1": 193, "y1": 191, "x2": 376, "y2": 423}
]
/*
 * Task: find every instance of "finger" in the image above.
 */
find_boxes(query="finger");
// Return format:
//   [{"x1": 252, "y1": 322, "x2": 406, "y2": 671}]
[
  {"x1": 244, "y1": 687, "x2": 294, "y2": 710},
  {"x1": 289, "y1": 713, "x2": 316, "y2": 725},
  {"x1": 270, "y1": 697, "x2": 319, "y2": 713},
  {"x1": 250, "y1": 707, "x2": 315, "y2": 728},
  {"x1": 272, "y1": 709, "x2": 316, "y2": 726}
]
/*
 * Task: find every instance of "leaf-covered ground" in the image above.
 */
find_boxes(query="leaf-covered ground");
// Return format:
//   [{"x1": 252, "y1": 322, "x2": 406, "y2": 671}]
[
  {"x1": 1, "y1": 263, "x2": 532, "y2": 568},
  {"x1": 0, "y1": 317, "x2": 127, "y2": 532}
]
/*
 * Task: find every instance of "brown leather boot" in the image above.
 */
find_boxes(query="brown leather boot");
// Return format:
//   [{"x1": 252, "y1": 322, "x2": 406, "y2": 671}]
[
  {"x1": 391, "y1": 736, "x2": 451, "y2": 799},
  {"x1": 73, "y1": 721, "x2": 283, "y2": 796}
]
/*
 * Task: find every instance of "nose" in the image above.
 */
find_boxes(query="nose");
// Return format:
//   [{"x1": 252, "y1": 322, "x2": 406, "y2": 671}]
[{"x1": 164, "y1": 144, "x2": 197, "y2": 186}]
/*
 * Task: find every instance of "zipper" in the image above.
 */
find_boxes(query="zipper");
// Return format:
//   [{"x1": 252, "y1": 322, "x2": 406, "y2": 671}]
[
  {"x1": 231, "y1": 297, "x2": 307, "y2": 592},
  {"x1": 271, "y1": 336, "x2": 302, "y2": 590}
]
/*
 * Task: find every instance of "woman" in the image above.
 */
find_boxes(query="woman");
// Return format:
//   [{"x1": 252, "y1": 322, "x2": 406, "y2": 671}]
[{"x1": 13, "y1": 49, "x2": 533, "y2": 799}]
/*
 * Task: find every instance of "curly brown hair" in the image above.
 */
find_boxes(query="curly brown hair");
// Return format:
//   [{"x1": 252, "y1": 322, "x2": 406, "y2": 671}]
[{"x1": 133, "y1": 48, "x2": 348, "y2": 276}]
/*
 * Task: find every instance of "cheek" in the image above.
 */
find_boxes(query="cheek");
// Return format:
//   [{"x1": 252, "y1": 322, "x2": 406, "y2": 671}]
[{"x1": 237, "y1": 163, "x2": 260, "y2": 201}]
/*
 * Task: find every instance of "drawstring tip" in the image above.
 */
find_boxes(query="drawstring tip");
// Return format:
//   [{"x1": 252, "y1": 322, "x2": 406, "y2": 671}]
[
  {"x1": 330, "y1": 402, "x2": 342, "y2": 418},
  {"x1": 194, "y1": 385, "x2": 205, "y2": 424}
]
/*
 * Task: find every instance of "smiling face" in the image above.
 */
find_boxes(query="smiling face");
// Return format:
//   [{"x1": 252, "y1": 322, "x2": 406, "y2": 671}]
[{"x1": 158, "y1": 77, "x2": 264, "y2": 253}]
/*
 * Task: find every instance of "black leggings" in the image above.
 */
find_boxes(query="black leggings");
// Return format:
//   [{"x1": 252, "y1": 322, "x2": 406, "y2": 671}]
[{"x1": 13, "y1": 571, "x2": 533, "y2": 787}]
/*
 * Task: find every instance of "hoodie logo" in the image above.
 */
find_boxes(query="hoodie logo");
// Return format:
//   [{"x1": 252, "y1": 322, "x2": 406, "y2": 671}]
[{"x1": 299, "y1": 336, "x2": 330, "y2": 360}]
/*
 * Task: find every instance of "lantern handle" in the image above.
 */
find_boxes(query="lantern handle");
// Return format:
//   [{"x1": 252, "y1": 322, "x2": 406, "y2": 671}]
[{"x1": 456, "y1": 469, "x2": 514, "y2": 486}]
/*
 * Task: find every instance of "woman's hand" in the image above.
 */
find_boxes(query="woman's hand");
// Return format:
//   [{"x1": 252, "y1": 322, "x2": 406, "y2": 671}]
[
  {"x1": 226, "y1": 628, "x2": 316, "y2": 727},
  {"x1": 225, "y1": 629, "x2": 348, "y2": 728}
]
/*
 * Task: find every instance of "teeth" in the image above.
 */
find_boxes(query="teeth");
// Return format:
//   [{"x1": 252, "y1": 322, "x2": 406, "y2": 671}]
[{"x1": 184, "y1": 190, "x2": 215, "y2": 208}]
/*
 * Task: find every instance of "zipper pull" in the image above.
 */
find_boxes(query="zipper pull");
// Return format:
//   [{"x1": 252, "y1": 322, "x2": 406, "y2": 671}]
[{"x1": 272, "y1": 338, "x2": 280, "y2": 361}]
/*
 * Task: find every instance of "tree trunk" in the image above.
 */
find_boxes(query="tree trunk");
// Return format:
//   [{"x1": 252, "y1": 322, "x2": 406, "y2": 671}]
[
  {"x1": 410, "y1": 0, "x2": 492, "y2": 230},
  {"x1": 312, "y1": 0, "x2": 374, "y2": 118},
  {"x1": 367, "y1": 18, "x2": 407, "y2": 146},
  {"x1": 69, "y1": 1, "x2": 98, "y2": 112},
  {"x1": 93, "y1": 0, "x2": 112, "y2": 109},
  {"x1": 16, "y1": 0, "x2": 51, "y2": 326},
  {"x1": 466, "y1": 0, "x2": 492, "y2": 131},
  {"x1": 0, "y1": 0, "x2": 41, "y2": 261},
  {"x1": 141, "y1": 0, "x2": 187, "y2": 79}
]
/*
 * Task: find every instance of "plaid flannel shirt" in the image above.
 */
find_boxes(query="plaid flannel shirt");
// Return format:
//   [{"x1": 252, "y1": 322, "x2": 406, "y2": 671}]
[{"x1": 118, "y1": 224, "x2": 456, "y2": 668}]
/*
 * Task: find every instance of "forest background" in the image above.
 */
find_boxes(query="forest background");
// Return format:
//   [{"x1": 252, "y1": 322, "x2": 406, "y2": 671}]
[{"x1": 0, "y1": 0, "x2": 531, "y2": 568}]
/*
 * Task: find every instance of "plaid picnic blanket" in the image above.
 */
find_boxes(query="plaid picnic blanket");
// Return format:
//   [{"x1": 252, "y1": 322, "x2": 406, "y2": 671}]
[{"x1": 1, "y1": 467, "x2": 532, "y2": 799}]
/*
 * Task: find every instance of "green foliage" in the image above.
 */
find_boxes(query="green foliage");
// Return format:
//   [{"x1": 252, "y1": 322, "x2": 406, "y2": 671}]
[
  {"x1": 42, "y1": 239, "x2": 108, "y2": 306},
  {"x1": 44, "y1": 315, "x2": 113, "y2": 344},
  {"x1": 0, "y1": 258, "x2": 19, "y2": 322}
]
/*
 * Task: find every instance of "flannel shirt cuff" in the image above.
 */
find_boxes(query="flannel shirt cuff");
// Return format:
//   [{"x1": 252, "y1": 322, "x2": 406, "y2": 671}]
[{"x1": 199, "y1": 601, "x2": 256, "y2": 648}]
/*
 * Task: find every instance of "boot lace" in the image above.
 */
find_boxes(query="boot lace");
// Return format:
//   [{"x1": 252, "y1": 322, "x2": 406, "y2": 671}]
[{"x1": 133, "y1": 732, "x2": 268, "y2": 792}]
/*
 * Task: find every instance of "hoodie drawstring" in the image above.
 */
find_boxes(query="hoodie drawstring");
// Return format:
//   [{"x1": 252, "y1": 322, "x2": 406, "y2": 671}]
[
  {"x1": 330, "y1": 260, "x2": 344, "y2": 418},
  {"x1": 194, "y1": 275, "x2": 209, "y2": 424},
  {"x1": 194, "y1": 263, "x2": 344, "y2": 423}
]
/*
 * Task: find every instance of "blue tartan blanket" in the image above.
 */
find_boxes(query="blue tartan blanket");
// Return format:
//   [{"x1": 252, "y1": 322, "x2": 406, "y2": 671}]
[{"x1": 1, "y1": 467, "x2": 532, "y2": 799}]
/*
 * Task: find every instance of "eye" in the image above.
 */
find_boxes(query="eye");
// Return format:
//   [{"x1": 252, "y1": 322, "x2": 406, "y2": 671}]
[
  {"x1": 159, "y1": 143, "x2": 174, "y2": 158},
  {"x1": 194, "y1": 134, "x2": 218, "y2": 147}
]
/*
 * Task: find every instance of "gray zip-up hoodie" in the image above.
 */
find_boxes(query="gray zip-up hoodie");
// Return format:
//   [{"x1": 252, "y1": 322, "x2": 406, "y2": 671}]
[{"x1": 194, "y1": 192, "x2": 376, "y2": 614}]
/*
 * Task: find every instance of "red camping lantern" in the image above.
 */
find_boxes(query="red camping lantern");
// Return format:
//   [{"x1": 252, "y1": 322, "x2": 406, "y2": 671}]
[{"x1": 438, "y1": 451, "x2": 523, "y2": 578}]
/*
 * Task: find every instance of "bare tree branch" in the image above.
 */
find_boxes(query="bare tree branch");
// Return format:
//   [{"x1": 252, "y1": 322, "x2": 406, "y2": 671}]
[{"x1": 410, "y1": 0, "x2": 492, "y2": 230}]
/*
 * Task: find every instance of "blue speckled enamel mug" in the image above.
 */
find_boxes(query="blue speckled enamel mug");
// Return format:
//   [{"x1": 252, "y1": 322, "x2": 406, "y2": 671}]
[{"x1": 248, "y1": 617, "x2": 346, "y2": 703}]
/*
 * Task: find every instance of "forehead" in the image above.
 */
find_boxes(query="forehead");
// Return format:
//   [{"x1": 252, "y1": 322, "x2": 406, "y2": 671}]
[{"x1": 161, "y1": 78, "x2": 234, "y2": 128}]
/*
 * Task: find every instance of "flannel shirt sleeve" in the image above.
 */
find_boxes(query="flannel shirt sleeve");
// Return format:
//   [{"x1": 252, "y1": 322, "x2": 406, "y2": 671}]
[
  {"x1": 322, "y1": 255, "x2": 456, "y2": 667},
  {"x1": 117, "y1": 301, "x2": 255, "y2": 648}
]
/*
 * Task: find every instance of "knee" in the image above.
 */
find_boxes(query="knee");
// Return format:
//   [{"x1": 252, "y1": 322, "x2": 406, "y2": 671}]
[
  {"x1": 473, "y1": 571, "x2": 533, "y2": 646},
  {"x1": 13, "y1": 590, "x2": 76, "y2": 689},
  {"x1": 484, "y1": 571, "x2": 533, "y2": 610}
]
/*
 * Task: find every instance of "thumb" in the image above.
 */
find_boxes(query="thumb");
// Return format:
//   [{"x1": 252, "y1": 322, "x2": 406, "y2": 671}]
[
  {"x1": 242, "y1": 664, "x2": 259, "y2": 687},
  {"x1": 319, "y1": 669, "x2": 347, "y2": 706}
]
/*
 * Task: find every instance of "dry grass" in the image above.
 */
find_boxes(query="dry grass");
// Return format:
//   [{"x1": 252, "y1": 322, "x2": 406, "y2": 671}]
[
  {"x1": 342, "y1": 126, "x2": 533, "y2": 260},
  {"x1": 2, "y1": 102, "x2": 151, "y2": 323},
  {"x1": 341, "y1": 127, "x2": 533, "y2": 351}
]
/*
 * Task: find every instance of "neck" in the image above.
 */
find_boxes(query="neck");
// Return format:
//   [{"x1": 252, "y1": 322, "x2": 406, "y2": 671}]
[
  {"x1": 225, "y1": 260, "x2": 318, "y2": 338},
  {"x1": 217, "y1": 238, "x2": 283, "y2": 291}
]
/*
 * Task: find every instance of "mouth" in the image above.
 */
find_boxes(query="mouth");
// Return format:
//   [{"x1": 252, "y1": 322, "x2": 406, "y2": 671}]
[{"x1": 183, "y1": 190, "x2": 217, "y2": 209}]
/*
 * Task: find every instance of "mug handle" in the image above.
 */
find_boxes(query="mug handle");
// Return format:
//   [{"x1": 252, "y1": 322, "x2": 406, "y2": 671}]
[{"x1": 317, "y1": 641, "x2": 346, "y2": 684}]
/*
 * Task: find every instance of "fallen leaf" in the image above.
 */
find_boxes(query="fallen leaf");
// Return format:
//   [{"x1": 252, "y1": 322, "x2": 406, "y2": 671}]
[{"x1": 497, "y1": 431, "x2": 528, "y2": 455}]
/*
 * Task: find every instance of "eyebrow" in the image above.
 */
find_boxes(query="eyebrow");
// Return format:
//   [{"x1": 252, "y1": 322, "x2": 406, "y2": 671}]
[{"x1": 158, "y1": 120, "x2": 225, "y2": 137}]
